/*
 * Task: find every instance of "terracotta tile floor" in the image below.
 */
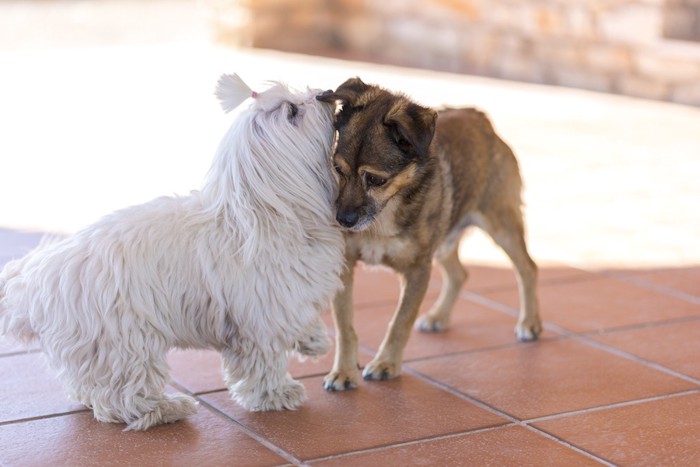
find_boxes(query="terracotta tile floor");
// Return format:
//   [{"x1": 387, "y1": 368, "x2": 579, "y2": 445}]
[
  {"x1": 1, "y1": 230, "x2": 699, "y2": 465},
  {"x1": 2, "y1": 2, "x2": 700, "y2": 465}
]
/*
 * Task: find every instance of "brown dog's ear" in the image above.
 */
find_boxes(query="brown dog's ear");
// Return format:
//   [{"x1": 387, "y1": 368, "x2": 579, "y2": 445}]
[
  {"x1": 316, "y1": 77, "x2": 368, "y2": 105},
  {"x1": 384, "y1": 101, "x2": 438, "y2": 159}
]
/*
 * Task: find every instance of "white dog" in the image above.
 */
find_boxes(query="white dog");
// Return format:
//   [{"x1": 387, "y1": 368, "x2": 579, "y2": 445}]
[{"x1": 0, "y1": 74, "x2": 344, "y2": 430}]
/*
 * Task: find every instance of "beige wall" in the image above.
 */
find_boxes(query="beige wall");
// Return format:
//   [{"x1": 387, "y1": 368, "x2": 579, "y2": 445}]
[{"x1": 211, "y1": 0, "x2": 700, "y2": 106}]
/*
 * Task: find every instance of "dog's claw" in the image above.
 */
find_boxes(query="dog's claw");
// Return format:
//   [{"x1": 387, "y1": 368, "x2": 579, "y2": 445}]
[
  {"x1": 361, "y1": 361, "x2": 400, "y2": 381},
  {"x1": 323, "y1": 381, "x2": 337, "y2": 392},
  {"x1": 323, "y1": 371, "x2": 359, "y2": 392},
  {"x1": 416, "y1": 315, "x2": 447, "y2": 333},
  {"x1": 515, "y1": 321, "x2": 543, "y2": 342},
  {"x1": 516, "y1": 330, "x2": 539, "y2": 342},
  {"x1": 362, "y1": 369, "x2": 391, "y2": 381}
]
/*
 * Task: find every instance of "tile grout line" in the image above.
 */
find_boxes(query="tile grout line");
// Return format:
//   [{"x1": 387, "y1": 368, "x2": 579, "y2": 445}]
[
  {"x1": 168, "y1": 381, "x2": 305, "y2": 465},
  {"x1": 574, "y1": 265, "x2": 700, "y2": 306},
  {"x1": 304, "y1": 423, "x2": 515, "y2": 464},
  {"x1": 438, "y1": 264, "x2": 598, "y2": 296},
  {"x1": 573, "y1": 333, "x2": 700, "y2": 386},
  {"x1": 524, "y1": 388, "x2": 700, "y2": 424},
  {"x1": 519, "y1": 424, "x2": 616, "y2": 467},
  {"x1": 400, "y1": 334, "x2": 570, "y2": 366},
  {"x1": 458, "y1": 289, "x2": 700, "y2": 386},
  {"x1": 192, "y1": 395, "x2": 306, "y2": 466},
  {"x1": 402, "y1": 366, "x2": 616, "y2": 466},
  {"x1": 0, "y1": 408, "x2": 91, "y2": 428},
  {"x1": 578, "y1": 313, "x2": 700, "y2": 337},
  {"x1": 464, "y1": 270, "x2": 596, "y2": 295}
]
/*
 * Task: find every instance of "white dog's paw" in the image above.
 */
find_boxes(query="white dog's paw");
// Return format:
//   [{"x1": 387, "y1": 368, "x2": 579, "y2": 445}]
[
  {"x1": 239, "y1": 379, "x2": 307, "y2": 411},
  {"x1": 415, "y1": 314, "x2": 448, "y2": 333},
  {"x1": 124, "y1": 393, "x2": 198, "y2": 431},
  {"x1": 295, "y1": 328, "x2": 331, "y2": 359},
  {"x1": 323, "y1": 368, "x2": 360, "y2": 392}
]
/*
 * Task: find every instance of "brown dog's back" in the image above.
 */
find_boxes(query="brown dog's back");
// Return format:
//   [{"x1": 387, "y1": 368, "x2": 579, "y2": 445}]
[{"x1": 435, "y1": 107, "x2": 524, "y2": 231}]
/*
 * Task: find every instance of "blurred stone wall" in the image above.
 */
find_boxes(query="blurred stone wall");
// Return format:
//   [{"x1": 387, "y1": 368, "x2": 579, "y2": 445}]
[{"x1": 210, "y1": 0, "x2": 700, "y2": 106}]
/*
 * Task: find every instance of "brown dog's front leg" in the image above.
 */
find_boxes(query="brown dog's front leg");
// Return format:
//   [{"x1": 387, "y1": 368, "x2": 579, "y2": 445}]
[
  {"x1": 363, "y1": 265, "x2": 431, "y2": 381},
  {"x1": 323, "y1": 259, "x2": 361, "y2": 391}
]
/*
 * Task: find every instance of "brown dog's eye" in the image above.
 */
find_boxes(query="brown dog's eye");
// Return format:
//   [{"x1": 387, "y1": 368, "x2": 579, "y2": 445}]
[
  {"x1": 365, "y1": 173, "x2": 387, "y2": 188},
  {"x1": 334, "y1": 165, "x2": 345, "y2": 178}
]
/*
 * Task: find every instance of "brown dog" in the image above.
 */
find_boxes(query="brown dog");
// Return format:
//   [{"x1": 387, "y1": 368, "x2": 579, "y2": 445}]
[{"x1": 317, "y1": 78, "x2": 541, "y2": 391}]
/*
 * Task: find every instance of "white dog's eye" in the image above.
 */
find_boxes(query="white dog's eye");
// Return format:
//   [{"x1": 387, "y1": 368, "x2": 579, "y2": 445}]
[{"x1": 288, "y1": 103, "x2": 299, "y2": 122}]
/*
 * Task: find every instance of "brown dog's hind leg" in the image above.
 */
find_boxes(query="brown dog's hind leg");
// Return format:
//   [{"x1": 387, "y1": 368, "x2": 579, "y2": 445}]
[
  {"x1": 479, "y1": 208, "x2": 542, "y2": 341},
  {"x1": 363, "y1": 265, "x2": 432, "y2": 380},
  {"x1": 416, "y1": 238, "x2": 467, "y2": 332}
]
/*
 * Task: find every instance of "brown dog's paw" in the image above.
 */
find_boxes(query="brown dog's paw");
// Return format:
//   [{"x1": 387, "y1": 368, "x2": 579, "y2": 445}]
[
  {"x1": 415, "y1": 315, "x2": 448, "y2": 333},
  {"x1": 362, "y1": 359, "x2": 401, "y2": 381},
  {"x1": 323, "y1": 369, "x2": 360, "y2": 392},
  {"x1": 515, "y1": 319, "x2": 543, "y2": 342}
]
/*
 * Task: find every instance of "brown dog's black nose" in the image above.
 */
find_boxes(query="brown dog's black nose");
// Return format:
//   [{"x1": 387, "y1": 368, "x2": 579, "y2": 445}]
[{"x1": 336, "y1": 210, "x2": 358, "y2": 228}]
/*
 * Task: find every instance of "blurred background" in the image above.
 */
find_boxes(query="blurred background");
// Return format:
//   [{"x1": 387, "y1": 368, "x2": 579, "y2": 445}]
[
  {"x1": 2, "y1": 0, "x2": 700, "y2": 105},
  {"x1": 0, "y1": 0, "x2": 699, "y2": 268},
  {"x1": 220, "y1": 0, "x2": 700, "y2": 106}
]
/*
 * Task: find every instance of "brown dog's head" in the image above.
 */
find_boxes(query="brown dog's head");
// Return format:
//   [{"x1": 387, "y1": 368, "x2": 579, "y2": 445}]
[{"x1": 317, "y1": 78, "x2": 437, "y2": 231}]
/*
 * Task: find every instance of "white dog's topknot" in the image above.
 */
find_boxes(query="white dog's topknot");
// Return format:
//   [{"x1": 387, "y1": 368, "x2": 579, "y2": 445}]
[{"x1": 215, "y1": 73, "x2": 258, "y2": 113}]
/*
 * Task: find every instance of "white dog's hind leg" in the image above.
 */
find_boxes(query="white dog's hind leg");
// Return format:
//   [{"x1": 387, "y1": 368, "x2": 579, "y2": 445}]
[
  {"x1": 79, "y1": 346, "x2": 198, "y2": 431},
  {"x1": 123, "y1": 393, "x2": 198, "y2": 431},
  {"x1": 88, "y1": 383, "x2": 198, "y2": 431},
  {"x1": 222, "y1": 344, "x2": 306, "y2": 412}
]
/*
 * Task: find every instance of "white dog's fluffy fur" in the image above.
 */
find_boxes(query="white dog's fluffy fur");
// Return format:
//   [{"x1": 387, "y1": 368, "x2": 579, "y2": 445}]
[{"x1": 0, "y1": 74, "x2": 344, "y2": 430}]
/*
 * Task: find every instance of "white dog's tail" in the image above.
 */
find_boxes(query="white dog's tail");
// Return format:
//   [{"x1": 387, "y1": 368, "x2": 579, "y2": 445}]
[
  {"x1": 215, "y1": 73, "x2": 257, "y2": 113},
  {"x1": 0, "y1": 261, "x2": 31, "y2": 342},
  {"x1": 0, "y1": 236, "x2": 61, "y2": 342}
]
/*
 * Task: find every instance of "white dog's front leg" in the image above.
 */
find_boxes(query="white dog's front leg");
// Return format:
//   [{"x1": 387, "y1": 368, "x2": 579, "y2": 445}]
[
  {"x1": 221, "y1": 344, "x2": 306, "y2": 411},
  {"x1": 294, "y1": 316, "x2": 331, "y2": 360}
]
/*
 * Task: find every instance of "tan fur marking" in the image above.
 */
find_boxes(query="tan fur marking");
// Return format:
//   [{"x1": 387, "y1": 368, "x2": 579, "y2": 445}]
[
  {"x1": 370, "y1": 163, "x2": 418, "y2": 204},
  {"x1": 357, "y1": 165, "x2": 392, "y2": 179}
]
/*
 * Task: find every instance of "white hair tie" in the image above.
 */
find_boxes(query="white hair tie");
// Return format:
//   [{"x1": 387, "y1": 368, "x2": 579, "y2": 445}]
[{"x1": 215, "y1": 73, "x2": 258, "y2": 113}]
